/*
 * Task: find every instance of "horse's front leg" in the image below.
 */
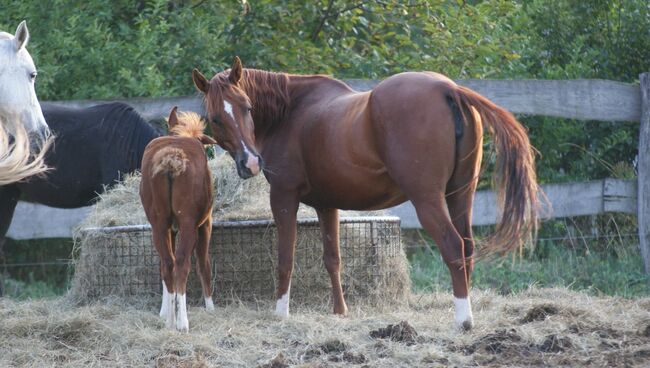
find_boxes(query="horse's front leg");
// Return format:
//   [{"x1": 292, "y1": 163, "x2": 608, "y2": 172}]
[
  {"x1": 316, "y1": 208, "x2": 348, "y2": 315},
  {"x1": 270, "y1": 188, "x2": 299, "y2": 317},
  {"x1": 0, "y1": 185, "x2": 20, "y2": 297}
]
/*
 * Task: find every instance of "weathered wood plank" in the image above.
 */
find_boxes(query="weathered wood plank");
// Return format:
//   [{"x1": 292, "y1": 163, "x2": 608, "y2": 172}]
[
  {"x1": 638, "y1": 73, "x2": 650, "y2": 274},
  {"x1": 9, "y1": 179, "x2": 635, "y2": 239},
  {"x1": 458, "y1": 79, "x2": 640, "y2": 122},
  {"x1": 45, "y1": 79, "x2": 641, "y2": 122},
  {"x1": 7, "y1": 202, "x2": 92, "y2": 240},
  {"x1": 603, "y1": 178, "x2": 637, "y2": 214},
  {"x1": 388, "y1": 179, "x2": 636, "y2": 228}
]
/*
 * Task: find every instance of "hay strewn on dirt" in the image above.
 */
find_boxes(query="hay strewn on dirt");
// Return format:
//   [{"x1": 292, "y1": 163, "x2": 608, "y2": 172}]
[{"x1": 1, "y1": 288, "x2": 649, "y2": 367}]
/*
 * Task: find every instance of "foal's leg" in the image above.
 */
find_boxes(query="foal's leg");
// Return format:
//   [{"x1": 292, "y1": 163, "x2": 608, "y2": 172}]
[
  {"x1": 152, "y1": 226, "x2": 175, "y2": 328},
  {"x1": 270, "y1": 189, "x2": 299, "y2": 317},
  {"x1": 173, "y1": 222, "x2": 198, "y2": 332},
  {"x1": 195, "y1": 219, "x2": 214, "y2": 311},
  {"x1": 316, "y1": 208, "x2": 348, "y2": 315},
  {"x1": 412, "y1": 197, "x2": 473, "y2": 330}
]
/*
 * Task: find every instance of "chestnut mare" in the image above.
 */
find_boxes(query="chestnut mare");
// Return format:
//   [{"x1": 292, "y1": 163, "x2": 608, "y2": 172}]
[
  {"x1": 139, "y1": 107, "x2": 217, "y2": 332},
  {"x1": 193, "y1": 57, "x2": 539, "y2": 330}
]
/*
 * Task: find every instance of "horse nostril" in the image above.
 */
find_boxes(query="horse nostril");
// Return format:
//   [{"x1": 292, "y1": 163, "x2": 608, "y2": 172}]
[{"x1": 239, "y1": 158, "x2": 247, "y2": 168}]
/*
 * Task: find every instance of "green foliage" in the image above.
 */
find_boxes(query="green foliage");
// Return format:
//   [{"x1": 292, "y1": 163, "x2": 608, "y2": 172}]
[
  {"x1": 1, "y1": 0, "x2": 231, "y2": 99},
  {"x1": 3, "y1": 0, "x2": 644, "y2": 182},
  {"x1": 2, "y1": 1, "x2": 648, "y2": 296},
  {"x1": 410, "y1": 242, "x2": 649, "y2": 298}
]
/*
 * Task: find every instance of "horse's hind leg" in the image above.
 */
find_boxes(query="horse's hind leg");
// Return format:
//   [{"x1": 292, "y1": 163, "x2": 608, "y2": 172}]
[
  {"x1": 316, "y1": 208, "x2": 348, "y2": 315},
  {"x1": 173, "y1": 221, "x2": 198, "y2": 332},
  {"x1": 411, "y1": 197, "x2": 473, "y2": 330},
  {"x1": 152, "y1": 225, "x2": 175, "y2": 328},
  {"x1": 195, "y1": 218, "x2": 214, "y2": 311}
]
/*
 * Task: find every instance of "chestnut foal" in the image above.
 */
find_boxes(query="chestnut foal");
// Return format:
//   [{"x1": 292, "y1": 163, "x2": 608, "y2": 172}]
[{"x1": 140, "y1": 107, "x2": 217, "y2": 332}]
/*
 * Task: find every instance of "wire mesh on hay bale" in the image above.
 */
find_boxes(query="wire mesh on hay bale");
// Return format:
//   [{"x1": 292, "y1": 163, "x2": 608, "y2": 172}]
[{"x1": 71, "y1": 216, "x2": 410, "y2": 307}]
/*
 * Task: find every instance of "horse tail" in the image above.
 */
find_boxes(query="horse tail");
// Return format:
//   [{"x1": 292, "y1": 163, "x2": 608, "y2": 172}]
[
  {"x1": 450, "y1": 85, "x2": 540, "y2": 257},
  {"x1": 151, "y1": 147, "x2": 188, "y2": 178}
]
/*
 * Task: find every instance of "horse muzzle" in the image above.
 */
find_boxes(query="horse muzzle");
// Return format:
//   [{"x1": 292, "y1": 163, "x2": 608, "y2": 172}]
[{"x1": 236, "y1": 152, "x2": 263, "y2": 179}]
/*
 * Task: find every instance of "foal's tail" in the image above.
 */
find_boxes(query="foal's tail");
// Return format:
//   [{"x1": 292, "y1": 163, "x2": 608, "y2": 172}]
[
  {"x1": 450, "y1": 86, "x2": 541, "y2": 257},
  {"x1": 151, "y1": 147, "x2": 188, "y2": 178}
]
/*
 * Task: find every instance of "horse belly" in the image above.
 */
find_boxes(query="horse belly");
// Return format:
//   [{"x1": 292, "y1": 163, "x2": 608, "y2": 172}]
[{"x1": 301, "y1": 169, "x2": 406, "y2": 211}]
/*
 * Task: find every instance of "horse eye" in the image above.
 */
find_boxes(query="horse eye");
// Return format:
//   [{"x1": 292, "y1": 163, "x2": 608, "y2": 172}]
[{"x1": 30, "y1": 71, "x2": 37, "y2": 80}]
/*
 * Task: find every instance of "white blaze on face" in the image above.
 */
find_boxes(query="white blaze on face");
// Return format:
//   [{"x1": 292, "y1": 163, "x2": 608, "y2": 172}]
[
  {"x1": 275, "y1": 285, "x2": 291, "y2": 317},
  {"x1": 175, "y1": 293, "x2": 189, "y2": 332},
  {"x1": 224, "y1": 99, "x2": 235, "y2": 121},
  {"x1": 454, "y1": 297, "x2": 474, "y2": 329},
  {"x1": 240, "y1": 139, "x2": 260, "y2": 175}
]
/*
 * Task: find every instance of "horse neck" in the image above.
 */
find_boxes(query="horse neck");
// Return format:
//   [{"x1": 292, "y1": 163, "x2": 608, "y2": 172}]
[{"x1": 108, "y1": 112, "x2": 159, "y2": 171}]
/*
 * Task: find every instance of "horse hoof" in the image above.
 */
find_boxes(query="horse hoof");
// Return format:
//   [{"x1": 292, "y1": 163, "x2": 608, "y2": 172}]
[
  {"x1": 458, "y1": 320, "x2": 473, "y2": 332},
  {"x1": 205, "y1": 297, "x2": 215, "y2": 312}
]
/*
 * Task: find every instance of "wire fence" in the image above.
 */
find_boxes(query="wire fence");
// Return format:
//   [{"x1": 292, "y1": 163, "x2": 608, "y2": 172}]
[{"x1": 1, "y1": 214, "x2": 642, "y2": 298}]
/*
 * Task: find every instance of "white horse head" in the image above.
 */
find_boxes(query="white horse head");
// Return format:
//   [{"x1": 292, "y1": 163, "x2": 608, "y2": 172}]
[
  {"x1": 0, "y1": 21, "x2": 51, "y2": 185},
  {"x1": 0, "y1": 21, "x2": 49, "y2": 142}
]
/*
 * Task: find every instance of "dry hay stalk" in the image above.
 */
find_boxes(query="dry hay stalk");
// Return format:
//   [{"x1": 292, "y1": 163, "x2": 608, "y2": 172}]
[
  {"x1": 71, "y1": 153, "x2": 408, "y2": 307},
  {"x1": 2, "y1": 288, "x2": 649, "y2": 367}
]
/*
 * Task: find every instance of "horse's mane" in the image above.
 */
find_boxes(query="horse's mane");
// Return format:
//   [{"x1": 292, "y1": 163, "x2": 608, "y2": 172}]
[
  {"x1": 169, "y1": 112, "x2": 206, "y2": 139},
  {"x1": 207, "y1": 68, "x2": 290, "y2": 128},
  {"x1": 0, "y1": 32, "x2": 12, "y2": 40}
]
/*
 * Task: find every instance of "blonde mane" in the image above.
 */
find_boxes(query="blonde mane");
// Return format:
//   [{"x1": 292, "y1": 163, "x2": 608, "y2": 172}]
[
  {"x1": 168, "y1": 111, "x2": 207, "y2": 139},
  {"x1": 0, "y1": 120, "x2": 51, "y2": 185}
]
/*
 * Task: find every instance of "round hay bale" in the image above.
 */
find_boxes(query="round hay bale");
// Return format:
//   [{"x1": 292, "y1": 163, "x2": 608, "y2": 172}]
[{"x1": 70, "y1": 216, "x2": 410, "y2": 307}]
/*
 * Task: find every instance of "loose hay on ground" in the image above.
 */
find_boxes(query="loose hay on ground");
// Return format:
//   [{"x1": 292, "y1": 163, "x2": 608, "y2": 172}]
[{"x1": 2, "y1": 288, "x2": 649, "y2": 367}]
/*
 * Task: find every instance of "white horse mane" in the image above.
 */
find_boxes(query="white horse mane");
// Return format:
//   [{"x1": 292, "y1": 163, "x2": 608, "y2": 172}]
[{"x1": 0, "y1": 32, "x2": 11, "y2": 40}]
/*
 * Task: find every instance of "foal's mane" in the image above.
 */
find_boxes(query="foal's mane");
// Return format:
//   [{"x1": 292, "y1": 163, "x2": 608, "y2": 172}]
[
  {"x1": 169, "y1": 111, "x2": 206, "y2": 139},
  {"x1": 207, "y1": 68, "x2": 291, "y2": 128}
]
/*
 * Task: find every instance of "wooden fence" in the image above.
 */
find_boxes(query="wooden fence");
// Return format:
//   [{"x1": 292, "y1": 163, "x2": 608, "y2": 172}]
[{"x1": 8, "y1": 75, "x2": 649, "y2": 273}]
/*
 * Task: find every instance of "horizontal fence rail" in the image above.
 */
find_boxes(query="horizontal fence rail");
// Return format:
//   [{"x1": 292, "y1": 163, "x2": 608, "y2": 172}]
[
  {"x1": 44, "y1": 78, "x2": 641, "y2": 122},
  {"x1": 8, "y1": 178, "x2": 636, "y2": 239}
]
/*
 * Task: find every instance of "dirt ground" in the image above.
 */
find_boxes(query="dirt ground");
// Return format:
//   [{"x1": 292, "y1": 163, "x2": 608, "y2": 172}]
[{"x1": 1, "y1": 287, "x2": 649, "y2": 367}]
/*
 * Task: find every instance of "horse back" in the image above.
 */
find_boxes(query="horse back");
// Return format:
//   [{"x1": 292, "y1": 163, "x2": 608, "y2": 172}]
[
  {"x1": 16, "y1": 102, "x2": 160, "y2": 208},
  {"x1": 141, "y1": 137, "x2": 212, "y2": 225}
]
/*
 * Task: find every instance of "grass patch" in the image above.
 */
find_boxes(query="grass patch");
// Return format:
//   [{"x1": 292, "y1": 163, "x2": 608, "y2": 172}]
[
  {"x1": 409, "y1": 240, "x2": 649, "y2": 298},
  {"x1": 1, "y1": 238, "x2": 73, "y2": 299}
]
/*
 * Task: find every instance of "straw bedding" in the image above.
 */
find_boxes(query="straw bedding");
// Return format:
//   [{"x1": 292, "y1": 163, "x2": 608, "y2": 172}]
[
  {"x1": 1, "y1": 288, "x2": 648, "y2": 367},
  {"x1": 71, "y1": 153, "x2": 409, "y2": 306}
]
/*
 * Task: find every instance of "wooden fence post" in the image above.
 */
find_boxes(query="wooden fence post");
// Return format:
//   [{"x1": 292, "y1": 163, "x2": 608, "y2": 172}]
[{"x1": 639, "y1": 73, "x2": 650, "y2": 274}]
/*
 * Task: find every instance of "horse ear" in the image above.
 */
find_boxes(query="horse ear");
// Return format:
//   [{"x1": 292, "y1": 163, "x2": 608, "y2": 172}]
[
  {"x1": 229, "y1": 56, "x2": 243, "y2": 84},
  {"x1": 192, "y1": 69, "x2": 210, "y2": 94},
  {"x1": 167, "y1": 106, "x2": 179, "y2": 132},
  {"x1": 200, "y1": 135, "x2": 218, "y2": 145},
  {"x1": 14, "y1": 20, "x2": 29, "y2": 50}
]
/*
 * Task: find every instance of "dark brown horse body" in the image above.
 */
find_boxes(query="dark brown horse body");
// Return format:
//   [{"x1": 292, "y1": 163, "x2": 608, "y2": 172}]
[
  {"x1": 193, "y1": 58, "x2": 538, "y2": 329},
  {"x1": 139, "y1": 107, "x2": 216, "y2": 332}
]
